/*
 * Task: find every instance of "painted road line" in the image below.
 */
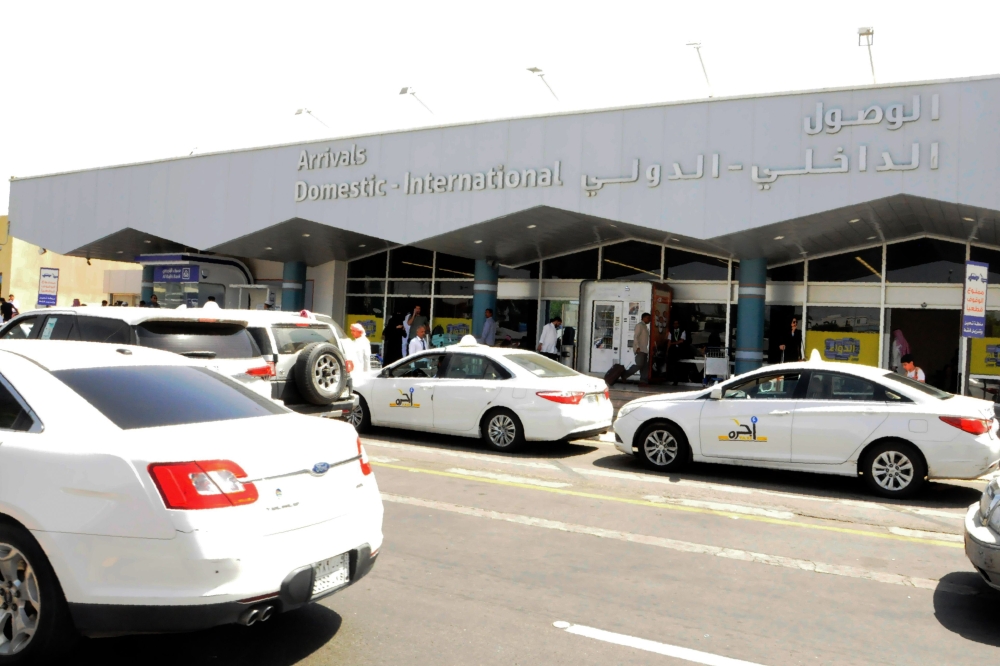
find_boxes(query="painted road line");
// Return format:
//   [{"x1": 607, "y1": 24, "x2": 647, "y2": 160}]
[
  {"x1": 888, "y1": 526, "x2": 963, "y2": 543},
  {"x1": 553, "y1": 621, "x2": 765, "y2": 666},
  {"x1": 382, "y1": 493, "x2": 976, "y2": 595},
  {"x1": 644, "y1": 495, "x2": 795, "y2": 520},
  {"x1": 372, "y1": 461, "x2": 963, "y2": 548},
  {"x1": 368, "y1": 455, "x2": 400, "y2": 463},
  {"x1": 446, "y1": 468, "x2": 571, "y2": 489},
  {"x1": 574, "y1": 467, "x2": 753, "y2": 494},
  {"x1": 364, "y1": 440, "x2": 560, "y2": 470}
]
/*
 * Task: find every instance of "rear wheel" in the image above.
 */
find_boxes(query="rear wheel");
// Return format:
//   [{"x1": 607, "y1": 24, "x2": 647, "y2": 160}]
[
  {"x1": 637, "y1": 421, "x2": 689, "y2": 472},
  {"x1": 0, "y1": 521, "x2": 75, "y2": 664},
  {"x1": 294, "y1": 342, "x2": 347, "y2": 406},
  {"x1": 347, "y1": 396, "x2": 371, "y2": 432},
  {"x1": 860, "y1": 440, "x2": 927, "y2": 498},
  {"x1": 480, "y1": 409, "x2": 525, "y2": 452}
]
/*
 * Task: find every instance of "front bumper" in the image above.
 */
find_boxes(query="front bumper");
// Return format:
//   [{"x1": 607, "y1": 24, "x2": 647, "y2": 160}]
[
  {"x1": 67, "y1": 544, "x2": 379, "y2": 635},
  {"x1": 964, "y1": 503, "x2": 1000, "y2": 590}
]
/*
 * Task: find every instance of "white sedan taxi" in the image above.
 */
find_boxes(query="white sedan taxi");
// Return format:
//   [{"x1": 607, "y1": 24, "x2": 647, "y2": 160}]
[
  {"x1": 0, "y1": 340, "x2": 382, "y2": 659},
  {"x1": 613, "y1": 351, "x2": 1000, "y2": 497},
  {"x1": 349, "y1": 336, "x2": 612, "y2": 450}
]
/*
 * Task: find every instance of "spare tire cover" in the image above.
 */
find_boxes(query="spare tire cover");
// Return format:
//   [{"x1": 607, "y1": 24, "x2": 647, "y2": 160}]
[{"x1": 294, "y1": 342, "x2": 347, "y2": 406}]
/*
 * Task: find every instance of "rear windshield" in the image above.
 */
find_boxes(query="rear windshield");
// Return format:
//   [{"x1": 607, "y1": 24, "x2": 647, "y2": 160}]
[
  {"x1": 881, "y1": 372, "x2": 953, "y2": 400},
  {"x1": 134, "y1": 321, "x2": 259, "y2": 359},
  {"x1": 502, "y1": 353, "x2": 578, "y2": 378},
  {"x1": 272, "y1": 325, "x2": 336, "y2": 355},
  {"x1": 247, "y1": 327, "x2": 273, "y2": 356},
  {"x1": 53, "y1": 366, "x2": 286, "y2": 430}
]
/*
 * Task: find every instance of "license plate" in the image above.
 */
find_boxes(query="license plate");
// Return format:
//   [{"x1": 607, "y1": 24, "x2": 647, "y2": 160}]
[
  {"x1": 311, "y1": 552, "x2": 350, "y2": 596},
  {"x1": 587, "y1": 394, "x2": 600, "y2": 403}
]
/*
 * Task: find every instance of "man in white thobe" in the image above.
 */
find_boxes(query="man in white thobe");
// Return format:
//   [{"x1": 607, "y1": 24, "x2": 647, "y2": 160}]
[
  {"x1": 480, "y1": 308, "x2": 498, "y2": 346},
  {"x1": 349, "y1": 323, "x2": 372, "y2": 376},
  {"x1": 536, "y1": 317, "x2": 562, "y2": 360}
]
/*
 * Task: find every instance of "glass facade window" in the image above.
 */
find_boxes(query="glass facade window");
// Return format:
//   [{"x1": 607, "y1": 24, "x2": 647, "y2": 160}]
[
  {"x1": 346, "y1": 280, "x2": 385, "y2": 295},
  {"x1": 435, "y1": 253, "x2": 475, "y2": 279},
  {"x1": 886, "y1": 238, "x2": 966, "y2": 283},
  {"x1": 431, "y1": 297, "x2": 473, "y2": 345},
  {"x1": 601, "y1": 241, "x2": 661, "y2": 280},
  {"x1": 542, "y1": 249, "x2": 599, "y2": 279},
  {"x1": 500, "y1": 263, "x2": 540, "y2": 280},
  {"x1": 807, "y1": 306, "x2": 880, "y2": 332},
  {"x1": 494, "y1": 299, "x2": 537, "y2": 350},
  {"x1": 808, "y1": 247, "x2": 882, "y2": 283},
  {"x1": 670, "y1": 303, "x2": 727, "y2": 349},
  {"x1": 970, "y1": 246, "x2": 1000, "y2": 285},
  {"x1": 389, "y1": 281, "x2": 432, "y2": 295},
  {"x1": 347, "y1": 252, "x2": 388, "y2": 279},
  {"x1": 665, "y1": 249, "x2": 728, "y2": 281},
  {"x1": 389, "y1": 247, "x2": 434, "y2": 279},
  {"x1": 767, "y1": 263, "x2": 804, "y2": 282},
  {"x1": 435, "y1": 282, "x2": 474, "y2": 296}
]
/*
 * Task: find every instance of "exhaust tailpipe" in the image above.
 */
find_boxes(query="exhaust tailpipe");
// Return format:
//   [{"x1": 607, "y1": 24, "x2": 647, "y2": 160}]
[
  {"x1": 239, "y1": 608, "x2": 261, "y2": 626},
  {"x1": 259, "y1": 606, "x2": 274, "y2": 622}
]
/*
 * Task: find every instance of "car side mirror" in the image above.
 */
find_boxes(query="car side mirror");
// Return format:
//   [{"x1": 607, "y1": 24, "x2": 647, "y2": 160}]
[{"x1": 709, "y1": 387, "x2": 723, "y2": 400}]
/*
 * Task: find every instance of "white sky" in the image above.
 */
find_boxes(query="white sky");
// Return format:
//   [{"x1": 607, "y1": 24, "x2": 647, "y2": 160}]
[{"x1": 2, "y1": 0, "x2": 998, "y2": 215}]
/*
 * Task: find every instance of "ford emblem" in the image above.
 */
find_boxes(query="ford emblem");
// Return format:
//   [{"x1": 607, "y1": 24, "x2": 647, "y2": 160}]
[{"x1": 312, "y1": 462, "x2": 331, "y2": 475}]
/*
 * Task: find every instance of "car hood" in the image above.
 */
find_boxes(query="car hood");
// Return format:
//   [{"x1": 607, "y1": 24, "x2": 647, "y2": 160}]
[{"x1": 625, "y1": 388, "x2": 707, "y2": 406}]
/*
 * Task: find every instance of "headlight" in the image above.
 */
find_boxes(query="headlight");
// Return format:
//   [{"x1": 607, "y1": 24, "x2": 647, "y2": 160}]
[{"x1": 617, "y1": 402, "x2": 640, "y2": 419}]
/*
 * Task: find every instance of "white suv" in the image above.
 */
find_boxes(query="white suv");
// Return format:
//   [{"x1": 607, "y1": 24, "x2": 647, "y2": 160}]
[{"x1": 0, "y1": 308, "x2": 273, "y2": 399}]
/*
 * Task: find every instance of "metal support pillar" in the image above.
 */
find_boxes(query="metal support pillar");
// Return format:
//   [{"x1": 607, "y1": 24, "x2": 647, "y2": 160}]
[
  {"x1": 141, "y1": 265, "x2": 154, "y2": 304},
  {"x1": 281, "y1": 261, "x2": 307, "y2": 312},
  {"x1": 735, "y1": 258, "x2": 767, "y2": 375},
  {"x1": 472, "y1": 260, "x2": 499, "y2": 343}
]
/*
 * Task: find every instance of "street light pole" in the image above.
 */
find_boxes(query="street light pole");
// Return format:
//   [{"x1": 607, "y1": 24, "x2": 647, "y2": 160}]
[
  {"x1": 686, "y1": 43, "x2": 712, "y2": 98},
  {"x1": 295, "y1": 108, "x2": 330, "y2": 128},
  {"x1": 399, "y1": 87, "x2": 433, "y2": 114},
  {"x1": 526, "y1": 68, "x2": 558, "y2": 101},
  {"x1": 858, "y1": 27, "x2": 875, "y2": 84}
]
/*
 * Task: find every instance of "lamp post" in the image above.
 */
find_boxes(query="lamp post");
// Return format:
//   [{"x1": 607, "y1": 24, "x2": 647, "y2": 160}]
[
  {"x1": 295, "y1": 108, "x2": 329, "y2": 128},
  {"x1": 686, "y1": 43, "x2": 712, "y2": 98},
  {"x1": 399, "y1": 87, "x2": 433, "y2": 114},
  {"x1": 526, "y1": 68, "x2": 558, "y2": 101},
  {"x1": 858, "y1": 27, "x2": 875, "y2": 84}
]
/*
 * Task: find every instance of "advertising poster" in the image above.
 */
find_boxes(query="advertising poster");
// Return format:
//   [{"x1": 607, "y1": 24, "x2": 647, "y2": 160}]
[
  {"x1": 804, "y1": 331, "x2": 880, "y2": 366},
  {"x1": 649, "y1": 283, "x2": 674, "y2": 383},
  {"x1": 346, "y1": 313, "x2": 383, "y2": 342},
  {"x1": 963, "y1": 260, "x2": 989, "y2": 338},
  {"x1": 431, "y1": 317, "x2": 472, "y2": 345},
  {"x1": 37, "y1": 267, "x2": 59, "y2": 306},
  {"x1": 970, "y1": 338, "x2": 1000, "y2": 376}
]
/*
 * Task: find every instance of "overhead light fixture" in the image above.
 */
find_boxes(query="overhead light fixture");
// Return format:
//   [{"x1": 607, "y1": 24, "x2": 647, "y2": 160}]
[
  {"x1": 526, "y1": 67, "x2": 558, "y2": 100},
  {"x1": 527, "y1": 224, "x2": 537, "y2": 229},
  {"x1": 302, "y1": 233, "x2": 311, "y2": 237},
  {"x1": 264, "y1": 246, "x2": 272, "y2": 250},
  {"x1": 359, "y1": 243, "x2": 366, "y2": 248},
  {"x1": 774, "y1": 235, "x2": 785, "y2": 240},
  {"x1": 86, "y1": 258, "x2": 91, "y2": 266},
  {"x1": 399, "y1": 87, "x2": 433, "y2": 114},
  {"x1": 474, "y1": 240, "x2": 483, "y2": 244},
  {"x1": 144, "y1": 239, "x2": 152, "y2": 244},
  {"x1": 116, "y1": 250, "x2": 124, "y2": 254},
  {"x1": 867, "y1": 236, "x2": 877, "y2": 240},
  {"x1": 963, "y1": 217, "x2": 976, "y2": 222},
  {"x1": 670, "y1": 238, "x2": 679, "y2": 242},
  {"x1": 848, "y1": 218, "x2": 860, "y2": 224}
]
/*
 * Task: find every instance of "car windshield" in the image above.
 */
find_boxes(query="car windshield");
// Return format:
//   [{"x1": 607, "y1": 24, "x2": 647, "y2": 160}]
[
  {"x1": 881, "y1": 372, "x2": 953, "y2": 400},
  {"x1": 134, "y1": 321, "x2": 259, "y2": 359},
  {"x1": 272, "y1": 325, "x2": 337, "y2": 355},
  {"x1": 502, "y1": 353, "x2": 578, "y2": 378},
  {"x1": 53, "y1": 365, "x2": 286, "y2": 430}
]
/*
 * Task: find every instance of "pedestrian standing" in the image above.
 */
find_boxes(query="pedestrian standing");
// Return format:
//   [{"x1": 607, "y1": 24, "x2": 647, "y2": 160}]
[
  {"x1": 778, "y1": 316, "x2": 803, "y2": 363},
  {"x1": 537, "y1": 317, "x2": 562, "y2": 360},
  {"x1": 7, "y1": 294, "x2": 19, "y2": 314},
  {"x1": 408, "y1": 325, "x2": 428, "y2": 356},
  {"x1": 203, "y1": 296, "x2": 220, "y2": 309},
  {"x1": 349, "y1": 322, "x2": 372, "y2": 375},
  {"x1": 480, "y1": 308, "x2": 498, "y2": 346},
  {"x1": 382, "y1": 312, "x2": 406, "y2": 366},
  {"x1": 406, "y1": 305, "x2": 427, "y2": 345},
  {"x1": 101, "y1": 300, "x2": 108, "y2": 306},
  {"x1": 0, "y1": 297, "x2": 14, "y2": 323},
  {"x1": 148, "y1": 294, "x2": 161, "y2": 308},
  {"x1": 890, "y1": 329, "x2": 910, "y2": 374},
  {"x1": 623, "y1": 313, "x2": 652, "y2": 383},
  {"x1": 901, "y1": 354, "x2": 926, "y2": 383}
]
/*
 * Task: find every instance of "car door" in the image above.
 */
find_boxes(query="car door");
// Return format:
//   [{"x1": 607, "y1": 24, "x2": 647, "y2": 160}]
[
  {"x1": 433, "y1": 354, "x2": 506, "y2": 433},
  {"x1": 700, "y1": 371, "x2": 802, "y2": 461},
  {"x1": 791, "y1": 371, "x2": 889, "y2": 464},
  {"x1": 371, "y1": 353, "x2": 443, "y2": 429},
  {"x1": 37, "y1": 314, "x2": 79, "y2": 340}
]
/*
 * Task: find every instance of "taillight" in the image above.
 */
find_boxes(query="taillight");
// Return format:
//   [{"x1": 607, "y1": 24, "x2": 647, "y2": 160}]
[
  {"x1": 357, "y1": 437, "x2": 372, "y2": 476},
  {"x1": 940, "y1": 416, "x2": 993, "y2": 436},
  {"x1": 149, "y1": 460, "x2": 259, "y2": 510},
  {"x1": 345, "y1": 360, "x2": 355, "y2": 373},
  {"x1": 536, "y1": 391, "x2": 585, "y2": 405},
  {"x1": 246, "y1": 364, "x2": 276, "y2": 379},
  {"x1": 603, "y1": 387, "x2": 610, "y2": 401}
]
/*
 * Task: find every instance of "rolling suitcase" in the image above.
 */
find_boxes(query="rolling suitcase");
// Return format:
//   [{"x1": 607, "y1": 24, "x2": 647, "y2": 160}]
[{"x1": 604, "y1": 363, "x2": 626, "y2": 386}]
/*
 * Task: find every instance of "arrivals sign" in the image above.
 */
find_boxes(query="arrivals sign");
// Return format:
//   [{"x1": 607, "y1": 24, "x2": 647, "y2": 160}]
[
  {"x1": 962, "y1": 261, "x2": 989, "y2": 338},
  {"x1": 36, "y1": 267, "x2": 59, "y2": 306},
  {"x1": 154, "y1": 265, "x2": 199, "y2": 283}
]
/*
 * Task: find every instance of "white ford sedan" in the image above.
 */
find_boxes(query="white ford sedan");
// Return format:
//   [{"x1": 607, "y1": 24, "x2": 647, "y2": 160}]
[
  {"x1": 0, "y1": 340, "x2": 382, "y2": 660},
  {"x1": 349, "y1": 337, "x2": 612, "y2": 451},
  {"x1": 613, "y1": 353, "x2": 1000, "y2": 498}
]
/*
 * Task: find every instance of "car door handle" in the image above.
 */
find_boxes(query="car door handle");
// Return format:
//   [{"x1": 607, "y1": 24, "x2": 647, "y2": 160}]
[{"x1": 769, "y1": 410, "x2": 791, "y2": 416}]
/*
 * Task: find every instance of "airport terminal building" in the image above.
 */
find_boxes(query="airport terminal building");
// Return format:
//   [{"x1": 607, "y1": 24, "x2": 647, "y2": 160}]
[{"x1": 11, "y1": 74, "x2": 1000, "y2": 392}]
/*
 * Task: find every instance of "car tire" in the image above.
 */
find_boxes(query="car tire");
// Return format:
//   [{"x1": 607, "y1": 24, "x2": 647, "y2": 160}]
[
  {"x1": 860, "y1": 439, "x2": 927, "y2": 498},
  {"x1": 294, "y1": 342, "x2": 348, "y2": 406},
  {"x1": 480, "y1": 409, "x2": 526, "y2": 452},
  {"x1": 636, "y1": 421, "x2": 689, "y2": 472},
  {"x1": 0, "y1": 520, "x2": 76, "y2": 663},
  {"x1": 348, "y1": 395, "x2": 371, "y2": 433}
]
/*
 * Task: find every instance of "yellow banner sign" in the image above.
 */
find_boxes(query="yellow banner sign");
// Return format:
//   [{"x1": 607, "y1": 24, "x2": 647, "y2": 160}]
[
  {"x1": 970, "y1": 338, "x2": 1000, "y2": 376},
  {"x1": 804, "y1": 331, "x2": 880, "y2": 366}
]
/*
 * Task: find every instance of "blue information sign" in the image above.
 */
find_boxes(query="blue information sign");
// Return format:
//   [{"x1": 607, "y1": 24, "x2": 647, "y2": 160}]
[
  {"x1": 963, "y1": 261, "x2": 989, "y2": 338},
  {"x1": 153, "y1": 265, "x2": 199, "y2": 283}
]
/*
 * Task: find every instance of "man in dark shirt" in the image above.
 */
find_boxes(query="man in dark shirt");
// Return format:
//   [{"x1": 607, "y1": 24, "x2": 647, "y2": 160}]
[
  {"x1": 0, "y1": 298, "x2": 14, "y2": 322},
  {"x1": 148, "y1": 294, "x2": 161, "y2": 308}
]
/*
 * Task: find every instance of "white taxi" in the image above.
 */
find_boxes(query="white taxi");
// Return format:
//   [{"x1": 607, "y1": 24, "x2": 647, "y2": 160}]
[
  {"x1": 613, "y1": 351, "x2": 1000, "y2": 497},
  {"x1": 349, "y1": 337, "x2": 612, "y2": 451}
]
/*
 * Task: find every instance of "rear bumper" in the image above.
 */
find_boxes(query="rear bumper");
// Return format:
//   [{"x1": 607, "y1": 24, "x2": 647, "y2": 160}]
[
  {"x1": 68, "y1": 544, "x2": 379, "y2": 635},
  {"x1": 286, "y1": 393, "x2": 359, "y2": 420},
  {"x1": 562, "y1": 424, "x2": 611, "y2": 441}
]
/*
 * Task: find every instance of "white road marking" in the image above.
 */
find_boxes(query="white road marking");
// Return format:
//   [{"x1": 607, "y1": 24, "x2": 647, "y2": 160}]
[
  {"x1": 907, "y1": 507, "x2": 965, "y2": 520},
  {"x1": 381, "y1": 493, "x2": 976, "y2": 595},
  {"x1": 888, "y1": 526, "x2": 963, "y2": 543},
  {"x1": 644, "y1": 495, "x2": 795, "y2": 520},
  {"x1": 446, "y1": 468, "x2": 571, "y2": 488},
  {"x1": 367, "y1": 455, "x2": 400, "y2": 463},
  {"x1": 553, "y1": 621, "x2": 765, "y2": 666},
  {"x1": 364, "y1": 440, "x2": 560, "y2": 470},
  {"x1": 575, "y1": 467, "x2": 753, "y2": 494}
]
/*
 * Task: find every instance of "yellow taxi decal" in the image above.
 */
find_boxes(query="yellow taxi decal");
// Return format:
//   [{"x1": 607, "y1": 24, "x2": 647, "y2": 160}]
[
  {"x1": 389, "y1": 387, "x2": 421, "y2": 408},
  {"x1": 718, "y1": 416, "x2": 766, "y2": 441}
]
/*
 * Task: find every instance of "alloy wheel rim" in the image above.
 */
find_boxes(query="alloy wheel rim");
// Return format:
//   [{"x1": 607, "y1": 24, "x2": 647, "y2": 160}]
[
  {"x1": 0, "y1": 544, "x2": 40, "y2": 655},
  {"x1": 872, "y1": 450, "x2": 914, "y2": 491},
  {"x1": 489, "y1": 415, "x2": 517, "y2": 447},
  {"x1": 348, "y1": 403, "x2": 364, "y2": 427},
  {"x1": 643, "y1": 430, "x2": 678, "y2": 466},
  {"x1": 313, "y1": 354, "x2": 340, "y2": 393}
]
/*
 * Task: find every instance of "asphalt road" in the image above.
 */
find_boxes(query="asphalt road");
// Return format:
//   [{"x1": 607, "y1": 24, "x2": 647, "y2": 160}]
[{"x1": 79, "y1": 427, "x2": 998, "y2": 665}]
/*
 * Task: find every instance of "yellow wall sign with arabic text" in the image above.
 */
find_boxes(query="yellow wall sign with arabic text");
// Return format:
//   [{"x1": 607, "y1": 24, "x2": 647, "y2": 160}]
[
  {"x1": 805, "y1": 331, "x2": 880, "y2": 366},
  {"x1": 970, "y1": 338, "x2": 1000, "y2": 376}
]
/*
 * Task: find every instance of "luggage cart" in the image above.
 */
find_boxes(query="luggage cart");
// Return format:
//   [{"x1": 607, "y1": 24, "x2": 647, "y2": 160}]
[{"x1": 704, "y1": 347, "x2": 729, "y2": 385}]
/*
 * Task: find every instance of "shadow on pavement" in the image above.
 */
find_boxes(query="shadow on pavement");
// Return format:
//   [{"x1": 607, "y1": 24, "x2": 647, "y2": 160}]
[
  {"x1": 76, "y1": 604, "x2": 342, "y2": 665},
  {"x1": 933, "y1": 571, "x2": 1000, "y2": 647},
  {"x1": 363, "y1": 426, "x2": 599, "y2": 459},
  {"x1": 589, "y1": 451, "x2": 982, "y2": 509}
]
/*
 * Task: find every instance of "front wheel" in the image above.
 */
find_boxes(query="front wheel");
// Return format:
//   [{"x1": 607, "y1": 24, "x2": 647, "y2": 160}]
[
  {"x1": 637, "y1": 421, "x2": 689, "y2": 472},
  {"x1": 860, "y1": 440, "x2": 927, "y2": 498},
  {"x1": 0, "y1": 521, "x2": 75, "y2": 663},
  {"x1": 347, "y1": 396, "x2": 371, "y2": 433},
  {"x1": 480, "y1": 409, "x2": 526, "y2": 452}
]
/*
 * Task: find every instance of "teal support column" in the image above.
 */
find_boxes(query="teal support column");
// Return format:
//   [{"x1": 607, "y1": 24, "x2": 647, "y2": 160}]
[
  {"x1": 281, "y1": 261, "x2": 307, "y2": 312},
  {"x1": 472, "y1": 260, "x2": 499, "y2": 343},
  {"x1": 141, "y1": 265, "x2": 154, "y2": 304},
  {"x1": 735, "y1": 258, "x2": 767, "y2": 375}
]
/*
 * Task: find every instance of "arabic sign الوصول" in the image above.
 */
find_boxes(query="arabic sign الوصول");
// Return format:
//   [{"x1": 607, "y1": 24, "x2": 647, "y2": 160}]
[
  {"x1": 153, "y1": 265, "x2": 199, "y2": 283},
  {"x1": 963, "y1": 261, "x2": 989, "y2": 338}
]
